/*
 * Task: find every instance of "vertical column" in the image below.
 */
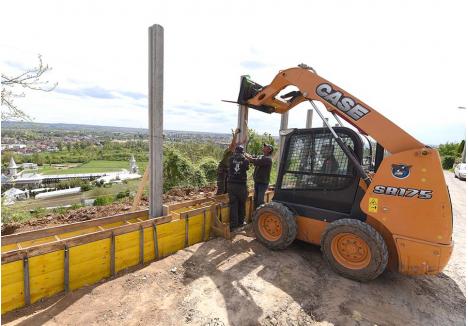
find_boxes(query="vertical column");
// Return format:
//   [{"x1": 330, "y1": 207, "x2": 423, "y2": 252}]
[
  {"x1": 278, "y1": 112, "x2": 289, "y2": 172},
  {"x1": 322, "y1": 117, "x2": 329, "y2": 128},
  {"x1": 237, "y1": 104, "x2": 249, "y2": 144},
  {"x1": 149, "y1": 24, "x2": 164, "y2": 218},
  {"x1": 306, "y1": 109, "x2": 313, "y2": 128}
]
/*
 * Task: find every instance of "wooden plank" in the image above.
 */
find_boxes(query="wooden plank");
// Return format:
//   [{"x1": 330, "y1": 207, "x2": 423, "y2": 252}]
[
  {"x1": 2, "y1": 215, "x2": 172, "y2": 264},
  {"x1": 176, "y1": 206, "x2": 211, "y2": 219},
  {"x1": 131, "y1": 166, "x2": 149, "y2": 211},
  {"x1": 2, "y1": 210, "x2": 149, "y2": 246},
  {"x1": 166, "y1": 198, "x2": 214, "y2": 211}
]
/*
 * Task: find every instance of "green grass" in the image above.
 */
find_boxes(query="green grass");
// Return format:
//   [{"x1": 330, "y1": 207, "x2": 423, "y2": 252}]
[{"x1": 36, "y1": 160, "x2": 148, "y2": 175}]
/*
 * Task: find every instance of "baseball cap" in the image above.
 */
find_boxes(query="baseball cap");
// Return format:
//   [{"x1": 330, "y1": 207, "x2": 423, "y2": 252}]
[
  {"x1": 235, "y1": 145, "x2": 245, "y2": 153},
  {"x1": 263, "y1": 143, "x2": 273, "y2": 152}
]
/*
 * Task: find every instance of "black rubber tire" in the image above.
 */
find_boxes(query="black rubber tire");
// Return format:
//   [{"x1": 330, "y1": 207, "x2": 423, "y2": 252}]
[
  {"x1": 321, "y1": 219, "x2": 388, "y2": 282},
  {"x1": 454, "y1": 173, "x2": 458, "y2": 179},
  {"x1": 252, "y1": 202, "x2": 297, "y2": 250}
]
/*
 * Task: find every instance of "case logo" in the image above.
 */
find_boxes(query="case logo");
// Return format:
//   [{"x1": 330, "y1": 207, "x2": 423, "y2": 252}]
[
  {"x1": 316, "y1": 83, "x2": 369, "y2": 121},
  {"x1": 391, "y1": 164, "x2": 412, "y2": 179}
]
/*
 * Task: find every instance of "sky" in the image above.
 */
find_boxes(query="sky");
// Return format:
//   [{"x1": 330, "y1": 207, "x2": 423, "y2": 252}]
[{"x1": 1, "y1": 0, "x2": 467, "y2": 145}]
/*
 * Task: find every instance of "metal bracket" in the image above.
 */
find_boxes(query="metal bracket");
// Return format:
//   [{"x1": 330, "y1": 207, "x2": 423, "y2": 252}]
[
  {"x1": 23, "y1": 255, "x2": 31, "y2": 305},
  {"x1": 64, "y1": 245, "x2": 70, "y2": 292},
  {"x1": 152, "y1": 223, "x2": 159, "y2": 260},
  {"x1": 202, "y1": 210, "x2": 206, "y2": 241},
  {"x1": 184, "y1": 213, "x2": 189, "y2": 248},
  {"x1": 139, "y1": 225, "x2": 144, "y2": 264},
  {"x1": 110, "y1": 231, "x2": 115, "y2": 276}
]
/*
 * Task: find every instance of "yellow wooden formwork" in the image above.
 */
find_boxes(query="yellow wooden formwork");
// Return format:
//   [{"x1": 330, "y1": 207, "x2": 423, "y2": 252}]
[
  {"x1": 2, "y1": 260, "x2": 24, "y2": 314},
  {"x1": 1, "y1": 191, "x2": 273, "y2": 314}
]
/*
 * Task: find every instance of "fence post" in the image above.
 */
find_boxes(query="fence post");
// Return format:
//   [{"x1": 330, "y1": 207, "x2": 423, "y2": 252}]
[{"x1": 149, "y1": 24, "x2": 164, "y2": 218}]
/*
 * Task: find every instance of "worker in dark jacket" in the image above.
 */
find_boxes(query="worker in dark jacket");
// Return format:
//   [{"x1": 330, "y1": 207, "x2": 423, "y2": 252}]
[
  {"x1": 245, "y1": 143, "x2": 273, "y2": 209},
  {"x1": 215, "y1": 128, "x2": 241, "y2": 195},
  {"x1": 227, "y1": 145, "x2": 249, "y2": 230}
]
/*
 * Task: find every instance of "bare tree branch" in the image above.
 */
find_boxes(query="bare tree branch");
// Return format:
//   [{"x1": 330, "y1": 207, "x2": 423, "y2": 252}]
[{"x1": 1, "y1": 54, "x2": 58, "y2": 121}]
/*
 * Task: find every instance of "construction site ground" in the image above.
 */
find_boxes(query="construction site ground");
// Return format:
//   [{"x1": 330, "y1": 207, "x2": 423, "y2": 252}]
[{"x1": 3, "y1": 171, "x2": 465, "y2": 326}]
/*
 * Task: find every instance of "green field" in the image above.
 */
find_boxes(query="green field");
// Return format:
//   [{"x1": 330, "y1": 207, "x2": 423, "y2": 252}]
[{"x1": 35, "y1": 160, "x2": 148, "y2": 175}]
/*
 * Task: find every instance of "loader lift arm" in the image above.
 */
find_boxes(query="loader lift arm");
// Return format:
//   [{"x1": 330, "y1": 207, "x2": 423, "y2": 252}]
[{"x1": 238, "y1": 66, "x2": 425, "y2": 154}]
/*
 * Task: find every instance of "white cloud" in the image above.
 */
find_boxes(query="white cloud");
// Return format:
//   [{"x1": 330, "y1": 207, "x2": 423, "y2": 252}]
[{"x1": 1, "y1": 0, "x2": 466, "y2": 144}]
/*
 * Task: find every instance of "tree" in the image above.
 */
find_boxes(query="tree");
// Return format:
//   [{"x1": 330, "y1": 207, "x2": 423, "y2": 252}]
[
  {"x1": 246, "y1": 128, "x2": 277, "y2": 155},
  {"x1": 1, "y1": 55, "x2": 57, "y2": 121},
  {"x1": 457, "y1": 140, "x2": 465, "y2": 156},
  {"x1": 437, "y1": 142, "x2": 459, "y2": 157}
]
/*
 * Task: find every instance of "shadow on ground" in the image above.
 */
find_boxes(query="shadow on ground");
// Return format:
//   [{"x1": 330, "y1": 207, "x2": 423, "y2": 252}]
[{"x1": 181, "y1": 228, "x2": 466, "y2": 326}]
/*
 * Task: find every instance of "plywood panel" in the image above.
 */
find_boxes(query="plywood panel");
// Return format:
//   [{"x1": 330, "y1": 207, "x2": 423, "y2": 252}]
[
  {"x1": 19, "y1": 236, "x2": 57, "y2": 249},
  {"x1": 102, "y1": 221, "x2": 125, "y2": 229},
  {"x1": 1, "y1": 243, "x2": 18, "y2": 253},
  {"x1": 59, "y1": 227, "x2": 100, "y2": 239},
  {"x1": 69, "y1": 239, "x2": 110, "y2": 290},
  {"x1": 115, "y1": 232, "x2": 139, "y2": 272},
  {"x1": 29, "y1": 251, "x2": 64, "y2": 304},
  {"x1": 188, "y1": 214, "x2": 203, "y2": 246},
  {"x1": 157, "y1": 220, "x2": 185, "y2": 257},
  {"x1": 143, "y1": 227, "x2": 156, "y2": 263},
  {"x1": 1, "y1": 260, "x2": 24, "y2": 314}
]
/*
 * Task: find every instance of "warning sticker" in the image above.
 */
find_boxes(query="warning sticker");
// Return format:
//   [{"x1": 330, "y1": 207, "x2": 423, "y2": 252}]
[{"x1": 368, "y1": 197, "x2": 378, "y2": 213}]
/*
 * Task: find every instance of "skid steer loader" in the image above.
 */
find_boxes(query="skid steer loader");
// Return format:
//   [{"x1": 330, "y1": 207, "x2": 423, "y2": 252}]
[{"x1": 235, "y1": 65, "x2": 453, "y2": 281}]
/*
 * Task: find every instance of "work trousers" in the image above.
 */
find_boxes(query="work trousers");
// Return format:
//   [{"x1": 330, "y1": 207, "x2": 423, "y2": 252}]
[
  {"x1": 215, "y1": 165, "x2": 228, "y2": 195},
  {"x1": 227, "y1": 182, "x2": 248, "y2": 229},
  {"x1": 254, "y1": 182, "x2": 269, "y2": 210}
]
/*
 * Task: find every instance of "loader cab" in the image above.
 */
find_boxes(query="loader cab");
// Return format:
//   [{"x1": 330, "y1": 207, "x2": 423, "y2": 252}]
[{"x1": 274, "y1": 127, "x2": 366, "y2": 221}]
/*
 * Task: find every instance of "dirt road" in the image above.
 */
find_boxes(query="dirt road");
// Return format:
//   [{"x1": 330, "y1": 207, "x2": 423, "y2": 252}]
[{"x1": 3, "y1": 172, "x2": 465, "y2": 325}]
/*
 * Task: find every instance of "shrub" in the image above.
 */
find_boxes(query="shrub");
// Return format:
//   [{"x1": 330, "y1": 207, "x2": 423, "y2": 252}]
[
  {"x1": 442, "y1": 156, "x2": 456, "y2": 170},
  {"x1": 116, "y1": 190, "x2": 130, "y2": 200},
  {"x1": 94, "y1": 195, "x2": 114, "y2": 206},
  {"x1": 1, "y1": 205, "x2": 31, "y2": 224},
  {"x1": 80, "y1": 182, "x2": 93, "y2": 192},
  {"x1": 198, "y1": 158, "x2": 218, "y2": 183},
  {"x1": 190, "y1": 167, "x2": 207, "y2": 188},
  {"x1": 163, "y1": 147, "x2": 206, "y2": 191},
  {"x1": 30, "y1": 208, "x2": 46, "y2": 217}
]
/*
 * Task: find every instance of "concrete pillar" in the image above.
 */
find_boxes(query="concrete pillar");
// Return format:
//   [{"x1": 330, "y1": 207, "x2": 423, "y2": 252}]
[
  {"x1": 278, "y1": 111, "x2": 289, "y2": 166},
  {"x1": 322, "y1": 118, "x2": 329, "y2": 128},
  {"x1": 148, "y1": 24, "x2": 164, "y2": 218},
  {"x1": 237, "y1": 104, "x2": 249, "y2": 144},
  {"x1": 306, "y1": 109, "x2": 313, "y2": 128}
]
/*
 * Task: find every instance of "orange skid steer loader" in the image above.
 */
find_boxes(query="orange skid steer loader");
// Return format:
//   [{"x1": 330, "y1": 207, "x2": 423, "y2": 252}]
[{"x1": 236, "y1": 65, "x2": 453, "y2": 282}]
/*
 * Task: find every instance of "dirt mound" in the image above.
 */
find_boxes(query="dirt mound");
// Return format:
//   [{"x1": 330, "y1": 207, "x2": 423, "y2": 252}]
[
  {"x1": 2, "y1": 185, "x2": 218, "y2": 235},
  {"x1": 164, "y1": 185, "x2": 216, "y2": 202}
]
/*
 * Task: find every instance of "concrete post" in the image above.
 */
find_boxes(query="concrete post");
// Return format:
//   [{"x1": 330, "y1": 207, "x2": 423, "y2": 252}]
[
  {"x1": 237, "y1": 104, "x2": 249, "y2": 145},
  {"x1": 306, "y1": 109, "x2": 313, "y2": 128},
  {"x1": 148, "y1": 24, "x2": 164, "y2": 218},
  {"x1": 278, "y1": 112, "x2": 289, "y2": 171},
  {"x1": 322, "y1": 118, "x2": 329, "y2": 128}
]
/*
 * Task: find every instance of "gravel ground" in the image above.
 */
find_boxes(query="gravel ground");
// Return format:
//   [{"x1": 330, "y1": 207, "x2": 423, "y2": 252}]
[{"x1": 3, "y1": 171, "x2": 465, "y2": 326}]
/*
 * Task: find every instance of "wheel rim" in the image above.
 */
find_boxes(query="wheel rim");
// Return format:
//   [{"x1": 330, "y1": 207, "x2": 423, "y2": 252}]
[
  {"x1": 331, "y1": 232, "x2": 371, "y2": 269},
  {"x1": 258, "y1": 213, "x2": 282, "y2": 241}
]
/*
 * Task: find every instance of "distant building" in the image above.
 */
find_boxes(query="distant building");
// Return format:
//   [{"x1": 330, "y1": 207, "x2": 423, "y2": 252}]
[
  {"x1": 130, "y1": 155, "x2": 139, "y2": 174},
  {"x1": 3, "y1": 187, "x2": 28, "y2": 205},
  {"x1": 1, "y1": 144, "x2": 26, "y2": 151},
  {"x1": 8, "y1": 157, "x2": 18, "y2": 177},
  {"x1": 20, "y1": 163, "x2": 38, "y2": 170}
]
